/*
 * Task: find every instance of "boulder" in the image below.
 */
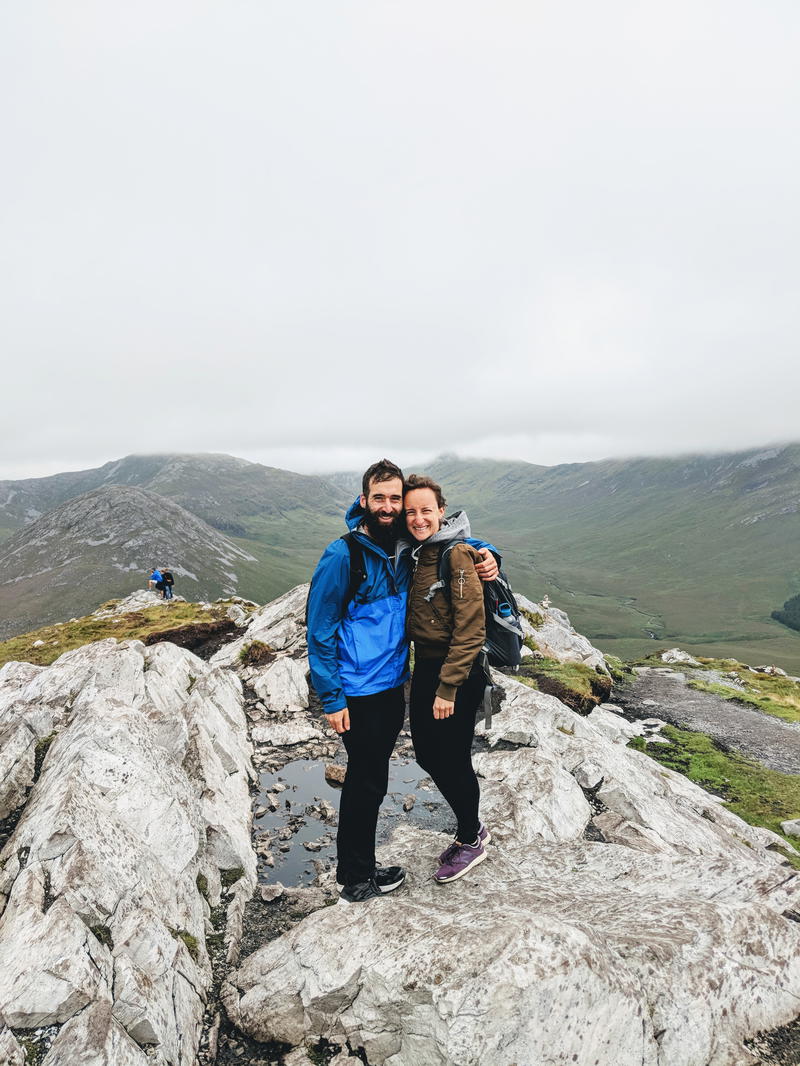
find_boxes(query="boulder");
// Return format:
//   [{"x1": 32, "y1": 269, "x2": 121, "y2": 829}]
[
  {"x1": 252, "y1": 656, "x2": 309, "y2": 714},
  {"x1": 516, "y1": 594, "x2": 607, "y2": 671},
  {"x1": 225, "y1": 677, "x2": 800, "y2": 1066},
  {"x1": 661, "y1": 648, "x2": 701, "y2": 667},
  {"x1": 210, "y1": 583, "x2": 309, "y2": 668},
  {"x1": 0, "y1": 639, "x2": 256, "y2": 1065}
]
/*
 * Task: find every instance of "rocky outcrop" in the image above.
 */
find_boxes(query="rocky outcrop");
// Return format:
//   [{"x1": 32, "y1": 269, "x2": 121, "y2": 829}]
[
  {"x1": 0, "y1": 485, "x2": 259, "y2": 639},
  {"x1": 661, "y1": 647, "x2": 702, "y2": 666},
  {"x1": 0, "y1": 638, "x2": 256, "y2": 1065},
  {"x1": 517, "y1": 593, "x2": 608, "y2": 671},
  {"x1": 225, "y1": 676, "x2": 800, "y2": 1066}
]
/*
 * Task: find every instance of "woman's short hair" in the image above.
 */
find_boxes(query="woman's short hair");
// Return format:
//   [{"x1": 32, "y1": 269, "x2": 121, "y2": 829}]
[{"x1": 403, "y1": 474, "x2": 446, "y2": 509}]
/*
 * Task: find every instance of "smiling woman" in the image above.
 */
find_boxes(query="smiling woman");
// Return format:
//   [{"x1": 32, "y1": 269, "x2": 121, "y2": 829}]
[{"x1": 404, "y1": 473, "x2": 490, "y2": 884}]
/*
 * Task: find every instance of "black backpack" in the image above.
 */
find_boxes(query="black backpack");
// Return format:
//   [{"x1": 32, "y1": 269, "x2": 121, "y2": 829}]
[
  {"x1": 435, "y1": 539, "x2": 524, "y2": 726},
  {"x1": 305, "y1": 532, "x2": 368, "y2": 627}
]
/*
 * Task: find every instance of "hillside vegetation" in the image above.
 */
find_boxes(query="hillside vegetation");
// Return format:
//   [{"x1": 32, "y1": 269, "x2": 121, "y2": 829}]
[{"x1": 2, "y1": 446, "x2": 800, "y2": 671}]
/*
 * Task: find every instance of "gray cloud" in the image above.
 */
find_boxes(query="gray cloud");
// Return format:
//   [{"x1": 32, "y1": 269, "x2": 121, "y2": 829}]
[{"x1": 2, "y1": 1, "x2": 798, "y2": 479}]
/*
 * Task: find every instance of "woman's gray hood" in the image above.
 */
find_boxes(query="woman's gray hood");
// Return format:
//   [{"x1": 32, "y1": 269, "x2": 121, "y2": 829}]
[{"x1": 410, "y1": 510, "x2": 472, "y2": 561}]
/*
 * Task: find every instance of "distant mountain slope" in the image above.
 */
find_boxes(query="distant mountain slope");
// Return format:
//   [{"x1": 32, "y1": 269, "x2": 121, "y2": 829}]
[
  {"x1": 426, "y1": 445, "x2": 800, "y2": 671},
  {"x1": 0, "y1": 485, "x2": 266, "y2": 638},
  {"x1": 0, "y1": 453, "x2": 349, "y2": 538}
]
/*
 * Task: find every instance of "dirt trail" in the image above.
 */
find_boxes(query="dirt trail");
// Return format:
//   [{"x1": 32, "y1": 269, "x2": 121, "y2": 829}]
[{"x1": 614, "y1": 667, "x2": 800, "y2": 776}]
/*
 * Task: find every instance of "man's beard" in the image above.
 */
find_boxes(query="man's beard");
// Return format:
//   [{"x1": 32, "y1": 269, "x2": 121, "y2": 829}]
[{"x1": 363, "y1": 507, "x2": 402, "y2": 550}]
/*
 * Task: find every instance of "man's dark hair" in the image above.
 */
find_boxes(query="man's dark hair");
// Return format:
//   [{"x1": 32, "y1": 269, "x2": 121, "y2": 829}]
[
  {"x1": 403, "y1": 474, "x2": 447, "y2": 509},
  {"x1": 362, "y1": 458, "x2": 404, "y2": 498}
]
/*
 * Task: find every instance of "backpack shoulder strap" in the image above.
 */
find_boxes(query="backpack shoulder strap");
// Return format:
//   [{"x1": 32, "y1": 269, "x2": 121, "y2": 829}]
[
  {"x1": 341, "y1": 532, "x2": 368, "y2": 608},
  {"x1": 425, "y1": 538, "x2": 466, "y2": 603}
]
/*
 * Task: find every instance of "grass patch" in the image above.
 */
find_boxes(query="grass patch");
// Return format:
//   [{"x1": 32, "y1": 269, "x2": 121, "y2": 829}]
[
  {"x1": 629, "y1": 724, "x2": 800, "y2": 868},
  {"x1": 604, "y1": 654, "x2": 634, "y2": 685},
  {"x1": 238, "y1": 640, "x2": 274, "y2": 667},
  {"x1": 0, "y1": 602, "x2": 233, "y2": 668},
  {"x1": 169, "y1": 927, "x2": 200, "y2": 961},
  {"x1": 685, "y1": 658, "x2": 800, "y2": 724},
  {"x1": 90, "y1": 924, "x2": 114, "y2": 950},
  {"x1": 220, "y1": 866, "x2": 245, "y2": 888},
  {"x1": 517, "y1": 656, "x2": 612, "y2": 713},
  {"x1": 521, "y1": 609, "x2": 545, "y2": 628}
]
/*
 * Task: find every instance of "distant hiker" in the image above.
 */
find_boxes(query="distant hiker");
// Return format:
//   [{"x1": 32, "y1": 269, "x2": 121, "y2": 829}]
[
  {"x1": 405, "y1": 474, "x2": 490, "y2": 884},
  {"x1": 306, "y1": 459, "x2": 500, "y2": 904},
  {"x1": 148, "y1": 567, "x2": 163, "y2": 592},
  {"x1": 162, "y1": 567, "x2": 175, "y2": 600}
]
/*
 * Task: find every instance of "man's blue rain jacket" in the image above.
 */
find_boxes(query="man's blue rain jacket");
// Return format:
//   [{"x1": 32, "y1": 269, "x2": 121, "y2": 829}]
[{"x1": 307, "y1": 500, "x2": 498, "y2": 714}]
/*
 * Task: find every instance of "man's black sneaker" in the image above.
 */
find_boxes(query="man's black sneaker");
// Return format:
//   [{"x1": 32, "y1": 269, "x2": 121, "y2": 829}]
[
  {"x1": 337, "y1": 866, "x2": 406, "y2": 894},
  {"x1": 338, "y1": 877, "x2": 383, "y2": 903}
]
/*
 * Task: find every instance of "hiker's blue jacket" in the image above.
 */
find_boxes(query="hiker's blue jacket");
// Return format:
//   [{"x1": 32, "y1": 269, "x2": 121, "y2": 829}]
[{"x1": 307, "y1": 500, "x2": 498, "y2": 714}]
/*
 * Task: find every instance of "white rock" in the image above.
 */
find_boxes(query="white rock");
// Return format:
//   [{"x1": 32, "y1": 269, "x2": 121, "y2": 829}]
[
  {"x1": 516, "y1": 594, "x2": 607, "y2": 670},
  {"x1": 252, "y1": 656, "x2": 309, "y2": 714},
  {"x1": 225, "y1": 675, "x2": 800, "y2": 1066},
  {"x1": 251, "y1": 721, "x2": 323, "y2": 747},
  {"x1": 781, "y1": 819, "x2": 800, "y2": 838},
  {"x1": 32, "y1": 639, "x2": 46, "y2": 648},
  {"x1": 0, "y1": 639, "x2": 256, "y2": 1065},
  {"x1": 211, "y1": 584, "x2": 309, "y2": 668},
  {"x1": 661, "y1": 648, "x2": 701, "y2": 666},
  {"x1": 0, "y1": 1026, "x2": 25, "y2": 1066}
]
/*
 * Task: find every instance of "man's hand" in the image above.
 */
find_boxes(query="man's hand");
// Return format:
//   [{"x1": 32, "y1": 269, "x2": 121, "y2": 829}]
[
  {"x1": 433, "y1": 696, "x2": 455, "y2": 719},
  {"x1": 325, "y1": 708, "x2": 350, "y2": 734},
  {"x1": 475, "y1": 547, "x2": 498, "y2": 582}
]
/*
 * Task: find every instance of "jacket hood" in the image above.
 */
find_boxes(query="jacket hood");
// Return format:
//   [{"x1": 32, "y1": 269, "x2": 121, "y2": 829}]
[
  {"x1": 410, "y1": 509, "x2": 472, "y2": 559},
  {"x1": 345, "y1": 497, "x2": 365, "y2": 531}
]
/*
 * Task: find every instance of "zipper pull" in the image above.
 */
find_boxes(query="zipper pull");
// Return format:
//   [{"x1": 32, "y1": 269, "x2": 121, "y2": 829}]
[{"x1": 457, "y1": 569, "x2": 466, "y2": 598}]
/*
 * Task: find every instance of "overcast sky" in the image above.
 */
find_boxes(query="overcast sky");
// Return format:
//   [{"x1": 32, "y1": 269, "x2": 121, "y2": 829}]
[{"x1": 2, "y1": 2, "x2": 798, "y2": 481}]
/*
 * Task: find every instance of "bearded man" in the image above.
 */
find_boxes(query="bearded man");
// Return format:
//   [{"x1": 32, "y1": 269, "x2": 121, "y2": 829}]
[{"x1": 307, "y1": 458, "x2": 498, "y2": 903}]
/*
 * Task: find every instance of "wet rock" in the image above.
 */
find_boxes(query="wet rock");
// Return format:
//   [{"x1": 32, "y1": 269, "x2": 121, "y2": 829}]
[
  {"x1": 260, "y1": 884, "x2": 285, "y2": 903},
  {"x1": 324, "y1": 764, "x2": 346, "y2": 786}
]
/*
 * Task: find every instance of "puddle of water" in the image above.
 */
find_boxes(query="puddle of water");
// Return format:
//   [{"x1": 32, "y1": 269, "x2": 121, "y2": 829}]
[{"x1": 254, "y1": 756, "x2": 435, "y2": 885}]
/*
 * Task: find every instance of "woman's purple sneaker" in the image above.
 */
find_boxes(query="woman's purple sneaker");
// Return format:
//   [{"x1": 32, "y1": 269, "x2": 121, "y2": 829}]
[
  {"x1": 437, "y1": 823, "x2": 491, "y2": 864},
  {"x1": 434, "y1": 838, "x2": 486, "y2": 883}
]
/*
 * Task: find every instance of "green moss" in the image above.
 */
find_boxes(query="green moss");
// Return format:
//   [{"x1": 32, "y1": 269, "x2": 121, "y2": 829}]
[
  {"x1": 628, "y1": 724, "x2": 800, "y2": 868},
  {"x1": 523, "y1": 635, "x2": 538, "y2": 653},
  {"x1": 196, "y1": 872, "x2": 209, "y2": 900},
  {"x1": 169, "y1": 927, "x2": 199, "y2": 960},
  {"x1": 517, "y1": 656, "x2": 612, "y2": 713},
  {"x1": 521, "y1": 609, "x2": 545, "y2": 628},
  {"x1": 34, "y1": 733, "x2": 56, "y2": 779},
  {"x1": 0, "y1": 602, "x2": 231, "y2": 668},
  {"x1": 220, "y1": 866, "x2": 245, "y2": 888},
  {"x1": 604, "y1": 654, "x2": 634, "y2": 685},
  {"x1": 90, "y1": 924, "x2": 114, "y2": 950}
]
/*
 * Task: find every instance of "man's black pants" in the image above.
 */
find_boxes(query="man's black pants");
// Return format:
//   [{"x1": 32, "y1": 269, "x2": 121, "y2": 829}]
[{"x1": 336, "y1": 684, "x2": 406, "y2": 886}]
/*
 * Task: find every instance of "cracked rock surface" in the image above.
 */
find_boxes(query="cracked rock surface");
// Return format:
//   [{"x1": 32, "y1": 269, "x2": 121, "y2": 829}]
[
  {"x1": 0, "y1": 638, "x2": 256, "y2": 1065},
  {"x1": 226, "y1": 678, "x2": 800, "y2": 1066}
]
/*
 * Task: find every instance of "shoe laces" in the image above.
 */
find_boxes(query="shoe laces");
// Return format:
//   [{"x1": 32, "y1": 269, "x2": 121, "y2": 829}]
[{"x1": 441, "y1": 841, "x2": 463, "y2": 862}]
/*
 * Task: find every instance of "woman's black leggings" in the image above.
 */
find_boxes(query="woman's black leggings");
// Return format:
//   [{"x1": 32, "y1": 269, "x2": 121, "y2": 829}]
[{"x1": 409, "y1": 654, "x2": 485, "y2": 844}]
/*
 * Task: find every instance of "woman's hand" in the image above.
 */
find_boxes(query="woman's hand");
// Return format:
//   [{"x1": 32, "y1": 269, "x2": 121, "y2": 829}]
[{"x1": 433, "y1": 696, "x2": 455, "y2": 719}]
